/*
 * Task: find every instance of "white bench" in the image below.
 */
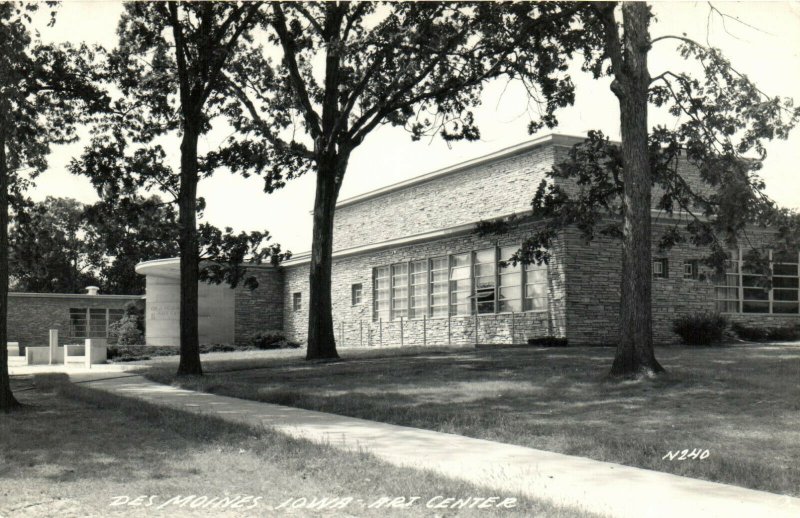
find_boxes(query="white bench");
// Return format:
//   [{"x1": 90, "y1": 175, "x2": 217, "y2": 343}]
[
  {"x1": 64, "y1": 339, "x2": 108, "y2": 368},
  {"x1": 6, "y1": 342, "x2": 19, "y2": 357}
]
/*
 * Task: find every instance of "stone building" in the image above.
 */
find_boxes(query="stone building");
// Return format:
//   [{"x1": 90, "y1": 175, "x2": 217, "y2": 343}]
[
  {"x1": 6, "y1": 289, "x2": 142, "y2": 351},
  {"x1": 137, "y1": 133, "x2": 800, "y2": 347}
]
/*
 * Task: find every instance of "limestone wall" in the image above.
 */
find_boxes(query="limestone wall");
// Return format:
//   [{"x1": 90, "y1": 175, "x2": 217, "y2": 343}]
[{"x1": 283, "y1": 225, "x2": 568, "y2": 347}]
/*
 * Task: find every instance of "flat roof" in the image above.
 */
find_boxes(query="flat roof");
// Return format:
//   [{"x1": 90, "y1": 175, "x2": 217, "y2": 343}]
[
  {"x1": 334, "y1": 133, "x2": 585, "y2": 210},
  {"x1": 135, "y1": 257, "x2": 275, "y2": 278}
]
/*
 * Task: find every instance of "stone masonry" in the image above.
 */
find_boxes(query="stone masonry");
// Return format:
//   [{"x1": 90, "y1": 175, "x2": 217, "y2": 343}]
[
  {"x1": 233, "y1": 266, "x2": 284, "y2": 345},
  {"x1": 6, "y1": 293, "x2": 141, "y2": 353}
]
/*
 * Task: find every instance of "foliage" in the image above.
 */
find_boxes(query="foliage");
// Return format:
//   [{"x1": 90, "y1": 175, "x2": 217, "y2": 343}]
[
  {"x1": 211, "y1": 2, "x2": 587, "y2": 359},
  {"x1": 83, "y1": 195, "x2": 180, "y2": 294},
  {"x1": 527, "y1": 336, "x2": 569, "y2": 347},
  {"x1": 0, "y1": 1, "x2": 107, "y2": 409},
  {"x1": 250, "y1": 332, "x2": 300, "y2": 350},
  {"x1": 9, "y1": 195, "x2": 179, "y2": 295},
  {"x1": 484, "y1": 8, "x2": 799, "y2": 275},
  {"x1": 108, "y1": 301, "x2": 146, "y2": 345},
  {"x1": 9, "y1": 196, "x2": 100, "y2": 293},
  {"x1": 731, "y1": 323, "x2": 800, "y2": 342},
  {"x1": 672, "y1": 312, "x2": 728, "y2": 346},
  {"x1": 70, "y1": 2, "x2": 289, "y2": 293},
  {"x1": 108, "y1": 315, "x2": 144, "y2": 346}
]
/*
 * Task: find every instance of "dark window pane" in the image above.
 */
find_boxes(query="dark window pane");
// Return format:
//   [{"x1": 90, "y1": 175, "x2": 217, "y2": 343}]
[
  {"x1": 773, "y1": 302, "x2": 799, "y2": 314},
  {"x1": 773, "y1": 277, "x2": 799, "y2": 289},
  {"x1": 743, "y1": 288, "x2": 769, "y2": 301},
  {"x1": 773, "y1": 289, "x2": 798, "y2": 301},
  {"x1": 742, "y1": 301, "x2": 769, "y2": 313}
]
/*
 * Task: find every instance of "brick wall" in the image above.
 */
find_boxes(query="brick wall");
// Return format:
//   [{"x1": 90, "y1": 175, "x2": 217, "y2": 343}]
[
  {"x1": 562, "y1": 222, "x2": 799, "y2": 346},
  {"x1": 332, "y1": 144, "x2": 561, "y2": 250},
  {"x1": 7, "y1": 293, "x2": 142, "y2": 352},
  {"x1": 233, "y1": 266, "x2": 284, "y2": 345},
  {"x1": 283, "y1": 224, "x2": 567, "y2": 347}
]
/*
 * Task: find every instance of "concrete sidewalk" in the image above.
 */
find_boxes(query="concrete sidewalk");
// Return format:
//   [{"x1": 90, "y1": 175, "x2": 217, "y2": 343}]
[{"x1": 72, "y1": 373, "x2": 800, "y2": 518}]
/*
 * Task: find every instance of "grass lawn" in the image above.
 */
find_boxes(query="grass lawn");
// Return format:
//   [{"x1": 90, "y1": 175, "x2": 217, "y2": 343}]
[
  {"x1": 144, "y1": 343, "x2": 800, "y2": 497},
  {"x1": 0, "y1": 374, "x2": 596, "y2": 518}
]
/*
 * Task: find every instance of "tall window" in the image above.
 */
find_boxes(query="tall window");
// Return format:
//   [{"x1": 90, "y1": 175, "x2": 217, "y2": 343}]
[
  {"x1": 429, "y1": 257, "x2": 448, "y2": 318},
  {"x1": 391, "y1": 263, "x2": 409, "y2": 319},
  {"x1": 525, "y1": 261, "x2": 548, "y2": 311},
  {"x1": 373, "y1": 266, "x2": 390, "y2": 321},
  {"x1": 773, "y1": 251, "x2": 799, "y2": 314},
  {"x1": 292, "y1": 292, "x2": 302, "y2": 311},
  {"x1": 449, "y1": 253, "x2": 471, "y2": 315},
  {"x1": 372, "y1": 246, "x2": 551, "y2": 321},
  {"x1": 410, "y1": 260, "x2": 428, "y2": 319},
  {"x1": 473, "y1": 248, "x2": 496, "y2": 314},
  {"x1": 715, "y1": 249, "x2": 799, "y2": 314},
  {"x1": 70, "y1": 308, "x2": 126, "y2": 340},
  {"x1": 498, "y1": 246, "x2": 522, "y2": 313}
]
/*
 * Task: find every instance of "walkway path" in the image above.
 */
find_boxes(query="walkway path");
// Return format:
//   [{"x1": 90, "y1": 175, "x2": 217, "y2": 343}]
[{"x1": 71, "y1": 372, "x2": 800, "y2": 518}]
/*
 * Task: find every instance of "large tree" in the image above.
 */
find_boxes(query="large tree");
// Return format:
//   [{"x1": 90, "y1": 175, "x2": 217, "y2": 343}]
[
  {"x1": 9, "y1": 196, "x2": 101, "y2": 293},
  {"x1": 214, "y1": 2, "x2": 583, "y2": 360},
  {"x1": 484, "y1": 3, "x2": 799, "y2": 377},
  {"x1": 83, "y1": 195, "x2": 180, "y2": 295},
  {"x1": 9, "y1": 195, "x2": 180, "y2": 295},
  {"x1": 0, "y1": 2, "x2": 106, "y2": 410},
  {"x1": 75, "y1": 2, "x2": 275, "y2": 376}
]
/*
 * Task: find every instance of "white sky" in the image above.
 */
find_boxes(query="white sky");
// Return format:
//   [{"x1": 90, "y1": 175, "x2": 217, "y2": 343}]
[{"x1": 32, "y1": 1, "x2": 800, "y2": 255}]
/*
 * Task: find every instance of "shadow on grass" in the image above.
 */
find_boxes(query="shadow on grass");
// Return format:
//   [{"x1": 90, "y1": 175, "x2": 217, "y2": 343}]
[
  {"x1": 144, "y1": 344, "x2": 800, "y2": 496},
  {"x1": 1, "y1": 373, "x2": 268, "y2": 484}
]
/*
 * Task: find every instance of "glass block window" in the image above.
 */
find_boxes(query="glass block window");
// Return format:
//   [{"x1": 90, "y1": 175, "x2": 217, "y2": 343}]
[
  {"x1": 391, "y1": 263, "x2": 409, "y2": 319},
  {"x1": 373, "y1": 266, "x2": 390, "y2": 321},
  {"x1": 449, "y1": 253, "x2": 471, "y2": 316},
  {"x1": 525, "y1": 261, "x2": 548, "y2": 311},
  {"x1": 498, "y1": 246, "x2": 522, "y2": 313},
  {"x1": 410, "y1": 260, "x2": 428, "y2": 319},
  {"x1": 429, "y1": 257, "x2": 449, "y2": 318}
]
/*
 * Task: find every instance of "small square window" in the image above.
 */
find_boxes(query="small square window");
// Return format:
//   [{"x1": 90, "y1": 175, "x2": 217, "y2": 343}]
[
  {"x1": 683, "y1": 260, "x2": 699, "y2": 280},
  {"x1": 292, "y1": 292, "x2": 302, "y2": 311},
  {"x1": 653, "y1": 258, "x2": 668, "y2": 279},
  {"x1": 351, "y1": 283, "x2": 363, "y2": 305}
]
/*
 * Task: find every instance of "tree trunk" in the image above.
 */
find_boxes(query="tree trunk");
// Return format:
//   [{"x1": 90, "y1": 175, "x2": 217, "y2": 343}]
[
  {"x1": 176, "y1": 125, "x2": 202, "y2": 376},
  {"x1": 305, "y1": 154, "x2": 348, "y2": 360},
  {"x1": 609, "y1": 2, "x2": 664, "y2": 377},
  {"x1": 0, "y1": 132, "x2": 20, "y2": 411}
]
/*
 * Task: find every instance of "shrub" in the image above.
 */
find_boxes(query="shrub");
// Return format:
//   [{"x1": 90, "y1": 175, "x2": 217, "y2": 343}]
[
  {"x1": 527, "y1": 336, "x2": 568, "y2": 347},
  {"x1": 108, "y1": 315, "x2": 145, "y2": 345},
  {"x1": 732, "y1": 323, "x2": 800, "y2": 342},
  {"x1": 250, "y1": 332, "x2": 301, "y2": 350},
  {"x1": 672, "y1": 312, "x2": 728, "y2": 346},
  {"x1": 107, "y1": 345, "x2": 178, "y2": 362}
]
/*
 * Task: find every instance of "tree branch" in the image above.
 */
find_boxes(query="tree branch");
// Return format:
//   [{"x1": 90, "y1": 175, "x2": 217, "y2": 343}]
[{"x1": 270, "y1": 2, "x2": 322, "y2": 140}]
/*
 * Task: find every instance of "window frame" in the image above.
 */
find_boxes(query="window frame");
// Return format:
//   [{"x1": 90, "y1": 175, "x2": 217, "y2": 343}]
[
  {"x1": 351, "y1": 283, "x2": 363, "y2": 306},
  {"x1": 715, "y1": 249, "x2": 800, "y2": 315},
  {"x1": 371, "y1": 245, "x2": 550, "y2": 321},
  {"x1": 292, "y1": 292, "x2": 302, "y2": 312}
]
